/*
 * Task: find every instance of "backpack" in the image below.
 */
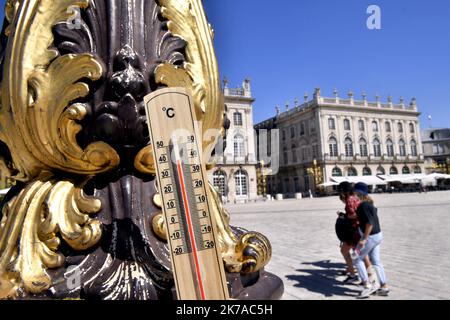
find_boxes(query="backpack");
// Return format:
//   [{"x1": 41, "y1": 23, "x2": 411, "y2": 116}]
[{"x1": 335, "y1": 216, "x2": 356, "y2": 244}]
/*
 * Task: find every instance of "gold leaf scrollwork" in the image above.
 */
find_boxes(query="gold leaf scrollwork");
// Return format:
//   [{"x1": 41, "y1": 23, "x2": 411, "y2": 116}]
[
  {"x1": 0, "y1": 0, "x2": 119, "y2": 182},
  {"x1": 0, "y1": 0, "x2": 115, "y2": 298},
  {"x1": 0, "y1": 178, "x2": 103, "y2": 298}
]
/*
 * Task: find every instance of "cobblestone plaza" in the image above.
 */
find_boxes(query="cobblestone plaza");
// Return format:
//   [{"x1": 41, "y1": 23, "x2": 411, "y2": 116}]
[{"x1": 226, "y1": 191, "x2": 450, "y2": 300}]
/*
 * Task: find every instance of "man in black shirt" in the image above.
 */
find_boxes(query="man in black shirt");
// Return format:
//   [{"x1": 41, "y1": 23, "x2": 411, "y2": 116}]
[{"x1": 352, "y1": 183, "x2": 389, "y2": 299}]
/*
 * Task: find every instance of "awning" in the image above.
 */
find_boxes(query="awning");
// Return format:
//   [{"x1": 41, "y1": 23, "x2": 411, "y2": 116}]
[
  {"x1": 331, "y1": 176, "x2": 387, "y2": 186},
  {"x1": 318, "y1": 181, "x2": 339, "y2": 187},
  {"x1": 378, "y1": 174, "x2": 426, "y2": 184},
  {"x1": 427, "y1": 173, "x2": 450, "y2": 180}
]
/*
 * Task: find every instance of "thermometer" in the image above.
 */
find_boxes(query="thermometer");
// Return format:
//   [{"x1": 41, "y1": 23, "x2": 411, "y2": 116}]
[{"x1": 144, "y1": 87, "x2": 229, "y2": 300}]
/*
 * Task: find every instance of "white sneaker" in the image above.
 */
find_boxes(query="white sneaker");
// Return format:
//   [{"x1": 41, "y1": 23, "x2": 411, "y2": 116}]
[{"x1": 357, "y1": 283, "x2": 378, "y2": 299}]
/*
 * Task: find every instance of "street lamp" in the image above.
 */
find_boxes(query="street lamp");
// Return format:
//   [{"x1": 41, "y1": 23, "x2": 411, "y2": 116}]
[
  {"x1": 256, "y1": 160, "x2": 267, "y2": 197},
  {"x1": 307, "y1": 159, "x2": 324, "y2": 192}
]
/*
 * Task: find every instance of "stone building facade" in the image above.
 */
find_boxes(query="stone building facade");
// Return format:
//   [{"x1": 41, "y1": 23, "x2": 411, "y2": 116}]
[
  {"x1": 422, "y1": 128, "x2": 450, "y2": 174},
  {"x1": 255, "y1": 88, "x2": 426, "y2": 196},
  {"x1": 207, "y1": 79, "x2": 258, "y2": 203}
]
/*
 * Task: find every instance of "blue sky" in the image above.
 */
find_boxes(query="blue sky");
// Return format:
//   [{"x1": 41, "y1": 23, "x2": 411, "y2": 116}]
[
  {"x1": 204, "y1": 0, "x2": 450, "y2": 128},
  {"x1": 1, "y1": 1, "x2": 450, "y2": 128}
]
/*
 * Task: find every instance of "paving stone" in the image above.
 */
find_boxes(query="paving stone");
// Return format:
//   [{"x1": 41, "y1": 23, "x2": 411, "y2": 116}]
[{"x1": 226, "y1": 191, "x2": 450, "y2": 300}]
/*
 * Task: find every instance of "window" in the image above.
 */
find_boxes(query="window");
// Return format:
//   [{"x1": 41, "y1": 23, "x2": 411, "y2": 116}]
[
  {"x1": 398, "y1": 122, "x2": 404, "y2": 133},
  {"x1": 310, "y1": 119, "x2": 316, "y2": 133},
  {"x1": 328, "y1": 118, "x2": 336, "y2": 130},
  {"x1": 233, "y1": 134, "x2": 245, "y2": 158},
  {"x1": 347, "y1": 167, "x2": 358, "y2": 177},
  {"x1": 213, "y1": 170, "x2": 227, "y2": 197},
  {"x1": 390, "y1": 166, "x2": 398, "y2": 175},
  {"x1": 377, "y1": 166, "x2": 386, "y2": 175},
  {"x1": 358, "y1": 120, "x2": 365, "y2": 131},
  {"x1": 409, "y1": 123, "x2": 415, "y2": 133},
  {"x1": 302, "y1": 147, "x2": 308, "y2": 161},
  {"x1": 300, "y1": 123, "x2": 305, "y2": 136},
  {"x1": 282, "y1": 130, "x2": 286, "y2": 141},
  {"x1": 433, "y1": 144, "x2": 444, "y2": 155},
  {"x1": 372, "y1": 121, "x2": 379, "y2": 132},
  {"x1": 312, "y1": 144, "x2": 319, "y2": 158},
  {"x1": 284, "y1": 178, "x2": 290, "y2": 194},
  {"x1": 411, "y1": 140, "x2": 418, "y2": 156},
  {"x1": 290, "y1": 126, "x2": 295, "y2": 138},
  {"x1": 385, "y1": 121, "x2": 391, "y2": 132},
  {"x1": 344, "y1": 138, "x2": 354, "y2": 157},
  {"x1": 283, "y1": 147, "x2": 288, "y2": 165},
  {"x1": 402, "y1": 166, "x2": 410, "y2": 174},
  {"x1": 235, "y1": 170, "x2": 248, "y2": 196},
  {"x1": 413, "y1": 166, "x2": 422, "y2": 174},
  {"x1": 359, "y1": 138, "x2": 368, "y2": 157},
  {"x1": 329, "y1": 137, "x2": 338, "y2": 157},
  {"x1": 332, "y1": 167, "x2": 343, "y2": 177},
  {"x1": 292, "y1": 145, "x2": 298, "y2": 163},
  {"x1": 344, "y1": 119, "x2": 351, "y2": 131},
  {"x1": 373, "y1": 138, "x2": 381, "y2": 157},
  {"x1": 386, "y1": 139, "x2": 394, "y2": 157},
  {"x1": 399, "y1": 139, "x2": 406, "y2": 157},
  {"x1": 363, "y1": 167, "x2": 372, "y2": 176},
  {"x1": 294, "y1": 177, "x2": 300, "y2": 193},
  {"x1": 233, "y1": 112, "x2": 243, "y2": 126}
]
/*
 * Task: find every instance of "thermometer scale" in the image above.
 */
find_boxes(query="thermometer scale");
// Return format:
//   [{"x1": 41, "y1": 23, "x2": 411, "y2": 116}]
[{"x1": 144, "y1": 88, "x2": 229, "y2": 300}]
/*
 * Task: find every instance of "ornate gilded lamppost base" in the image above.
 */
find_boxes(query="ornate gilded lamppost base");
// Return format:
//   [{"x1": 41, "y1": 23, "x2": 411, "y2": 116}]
[{"x1": 0, "y1": 0, "x2": 283, "y2": 300}]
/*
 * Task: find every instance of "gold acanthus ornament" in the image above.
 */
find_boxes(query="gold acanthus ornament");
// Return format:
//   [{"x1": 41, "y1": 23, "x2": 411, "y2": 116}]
[
  {"x1": 0, "y1": 0, "x2": 118, "y2": 298},
  {"x1": 0, "y1": 177, "x2": 102, "y2": 299},
  {"x1": 0, "y1": 0, "x2": 119, "y2": 182}
]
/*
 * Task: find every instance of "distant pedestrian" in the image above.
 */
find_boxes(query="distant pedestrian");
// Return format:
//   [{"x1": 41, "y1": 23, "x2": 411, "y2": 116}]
[{"x1": 352, "y1": 182, "x2": 390, "y2": 299}]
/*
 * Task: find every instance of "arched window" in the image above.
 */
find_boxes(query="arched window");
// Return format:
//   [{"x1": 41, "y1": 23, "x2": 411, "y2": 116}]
[
  {"x1": 409, "y1": 123, "x2": 415, "y2": 133},
  {"x1": 213, "y1": 170, "x2": 227, "y2": 197},
  {"x1": 233, "y1": 112, "x2": 243, "y2": 126},
  {"x1": 344, "y1": 137, "x2": 354, "y2": 157},
  {"x1": 413, "y1": 166, "x2": 422, "y2": 174},
  {"x1": 385, "y1": 121, "x2": 391, "y2": 132},
  {"x1": 235, "y1": 170, "x2": 248, "y2": 196},
  {"x1": 399, "y1": 139, "x2": 406, "y2": 157},
  {"x1": 386, "y1": 139, "x2": 394, "y2": 157},
  {"x1": 332, "y1": 167, "x2": 343, "y2": 177},
  {"x1": 358, "y1": 120, "x2": 365, "y2": 131},
  {"x1": 373, "y1": 138, "x2": 381, "y2": 157},
  {"x1": 411, "y1": 140, "x2": 418, "y2": 156},
  {"x1": 377, "y1": 166, "x2": 386, "y2": 175},
  {"x1": 390, "y1": 166, "x2": 398, "y2": 175},
  {"x1": 347, "y1": 167, "x2": 358, "y2": 177},
  {"x1": 359, "y1": 138, "x2": 368, "y2": 157},
  {"x1": 402, "y1": 166, "x2": 410, "y2": 174},
  {"x1": 328, "y1": 118, "x2": 336, "y2": 130},
  {"x1": 233, "y1": 134, "x2": 245, "y2": 158},
  {"x1": 363, "y1": 167, "x2": 372, "y2": 176},
  {"x1": 329, "y1": 137, "x2": 338, "y2": 157},
  {"x1": 372, "y1": 121, "x2": 379, "y2": 132},
  {"x1": 398, "y1": 122, "x2": 404, "y2": 133},
  {"x1": 344, "y1": 119, "x2": 351, "y2": 131}
]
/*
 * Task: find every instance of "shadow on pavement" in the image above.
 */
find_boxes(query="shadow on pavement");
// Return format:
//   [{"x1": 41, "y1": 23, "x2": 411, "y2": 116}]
[{"x1": 286, "y1": 260, "x2": 360, "y2": 298}]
